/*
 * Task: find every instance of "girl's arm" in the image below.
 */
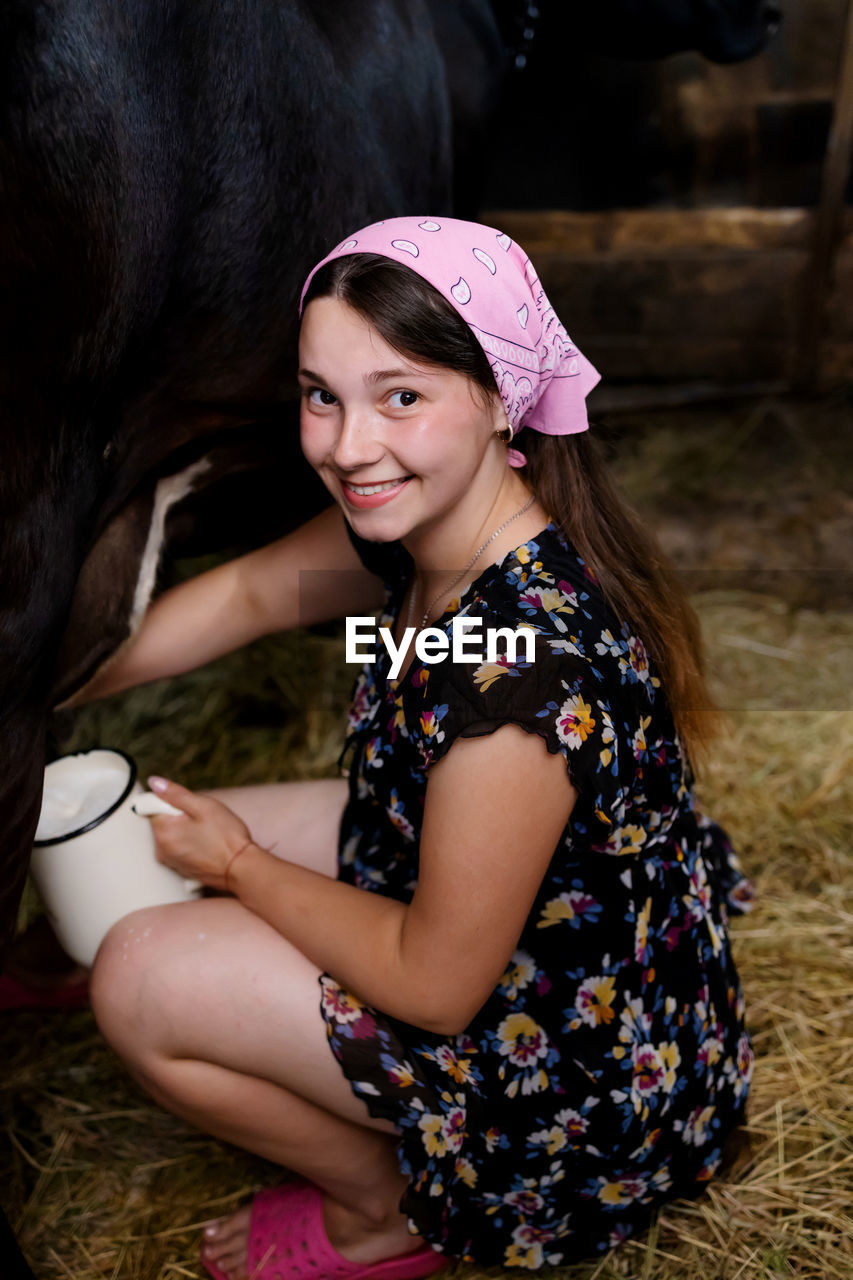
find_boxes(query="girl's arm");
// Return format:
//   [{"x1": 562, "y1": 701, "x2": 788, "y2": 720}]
[
  {"x1": 150, "y1": 724, "x2": 576, "y2": 1035},
  {"x1": 69, "y1": 505, "x2": 383, "y2": 703}
]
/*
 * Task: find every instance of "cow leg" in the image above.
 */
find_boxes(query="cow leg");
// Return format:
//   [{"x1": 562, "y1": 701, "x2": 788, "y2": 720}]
[{"x1": 1, "y1": 915, "x2": 86, "y2": 992}]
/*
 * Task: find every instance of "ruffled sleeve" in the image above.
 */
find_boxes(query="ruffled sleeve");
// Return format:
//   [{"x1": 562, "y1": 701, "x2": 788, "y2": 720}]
[
  {"x1": 403, "y1": 616, "x2": 638, "y2": 828},
  {"x1": 697, "y1": 811, "x2": 756, "y2": 917}
]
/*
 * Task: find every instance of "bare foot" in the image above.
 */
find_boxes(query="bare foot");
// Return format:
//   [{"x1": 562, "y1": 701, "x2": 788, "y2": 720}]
[
  {"x1": 201, "y1": 1205, "x2": 252, "y2": 1280},
  {"x1": 200, "y1": 1191, "x2": 423, "y2": 1279},
  {"x1": 323, "y1": 1195, "x2": 422, "y2": 1264}
]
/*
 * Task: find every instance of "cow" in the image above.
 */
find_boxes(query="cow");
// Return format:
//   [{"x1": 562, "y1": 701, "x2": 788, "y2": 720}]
[
  {"x1": 0, "y1": 0, "x2": 520, "y2": 967},
  {"x1": 567, "y1": 0, "x2": 781, "y2": 64}
]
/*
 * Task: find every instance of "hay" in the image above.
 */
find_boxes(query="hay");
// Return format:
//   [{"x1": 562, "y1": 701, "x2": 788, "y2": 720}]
[{"x1": 2, "y1": 398, "x2": 852, "y2": 1278}]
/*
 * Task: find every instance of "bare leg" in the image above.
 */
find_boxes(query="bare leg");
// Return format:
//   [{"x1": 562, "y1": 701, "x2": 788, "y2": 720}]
[{"x1": 91, "y1": 780, "x2": 422, "y2": 1280}]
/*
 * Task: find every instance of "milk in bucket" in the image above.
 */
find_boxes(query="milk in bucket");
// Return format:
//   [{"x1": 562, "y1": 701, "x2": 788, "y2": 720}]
[{"x1": 31, "y1": 748, "x2": 201, "y2": 967}]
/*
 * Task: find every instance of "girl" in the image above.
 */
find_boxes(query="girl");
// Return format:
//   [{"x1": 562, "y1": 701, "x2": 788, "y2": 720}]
[{"x1": 87, "y1": 217, "x2": 754, "y2": 1280}]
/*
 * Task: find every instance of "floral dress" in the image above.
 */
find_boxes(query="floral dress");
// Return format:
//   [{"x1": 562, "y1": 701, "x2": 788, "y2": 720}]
[{"x1": 319, "y1": 522, "x2": 754, "y2": 1268}]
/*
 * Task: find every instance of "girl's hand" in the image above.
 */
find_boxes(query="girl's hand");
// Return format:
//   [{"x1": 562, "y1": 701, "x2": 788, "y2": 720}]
[{"x1": 145, "y1": 776, "x2": 254, "y2": 891}]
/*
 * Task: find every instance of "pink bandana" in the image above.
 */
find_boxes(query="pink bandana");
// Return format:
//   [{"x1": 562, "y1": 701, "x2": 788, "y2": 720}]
[{"x1": 299, "y1": 216, "x2": 600, "y2": 466}]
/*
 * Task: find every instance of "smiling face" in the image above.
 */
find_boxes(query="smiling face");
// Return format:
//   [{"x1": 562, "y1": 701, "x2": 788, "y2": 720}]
[{"x1": 298, "y1": 295, "x2": 508, "y2": 553}]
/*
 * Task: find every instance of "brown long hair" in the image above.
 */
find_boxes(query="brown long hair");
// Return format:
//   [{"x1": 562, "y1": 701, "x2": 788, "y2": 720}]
[{"x1": 303, "y1": 254, "x2": 721, "y2": 773}]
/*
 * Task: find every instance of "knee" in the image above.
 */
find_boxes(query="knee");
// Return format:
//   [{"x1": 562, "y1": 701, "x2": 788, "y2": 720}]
[{"x1": 90, "y1": 906, "x2": 172, "y2": 1060}]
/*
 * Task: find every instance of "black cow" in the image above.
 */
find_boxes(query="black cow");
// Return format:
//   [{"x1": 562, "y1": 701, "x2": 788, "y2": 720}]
[
  {"x1": 567, "y1": 0, "x2": 780, "y2": 64},
  {"x1": 0, "y1": 0, "x2": 518, "y2": 968}
]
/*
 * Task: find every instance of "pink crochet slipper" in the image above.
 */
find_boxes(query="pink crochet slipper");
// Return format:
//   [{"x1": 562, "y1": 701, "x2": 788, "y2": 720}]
[{"x1": 201, "y1": 1182, "x2": 447, "y2": 1280}]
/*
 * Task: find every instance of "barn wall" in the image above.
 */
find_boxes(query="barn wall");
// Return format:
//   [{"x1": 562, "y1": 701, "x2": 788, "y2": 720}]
[{"x1": 481, "y1": 0, "x2": 853, "y2": 393}]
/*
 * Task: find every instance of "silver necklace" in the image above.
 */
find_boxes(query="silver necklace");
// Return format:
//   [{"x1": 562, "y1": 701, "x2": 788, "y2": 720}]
[{"x1": 405, "y1": 494, "x2": 535, "y2": 630}]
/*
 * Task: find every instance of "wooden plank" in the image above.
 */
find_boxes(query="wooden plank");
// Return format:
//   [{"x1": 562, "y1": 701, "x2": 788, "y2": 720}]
[
  {"x1": 799, "y1": 0, "x2": 853, "y2": 386},
  {"x1": 582, "y1": 337, "x2": 793, "y2": 384},
  {"x1": 533, "y1": 251, "x2": 803, "y2": 336},
  {"x1": 519, "y1": 251, "x2": 803, "y2": 381},
  {"x1": 590, "y1": 380, "x2": 789, "y2": 414},
  {"x1": 824, "y1": 241, "x2": 853, "y2": 379},
  {"x1": 827, "y1": 249, "x2": 853, "y2": 326},
  {"x1": 484, "y1": 207, "x2": 816, "y2": 254}
]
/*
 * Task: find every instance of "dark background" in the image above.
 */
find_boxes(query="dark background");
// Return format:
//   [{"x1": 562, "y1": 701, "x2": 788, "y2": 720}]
[{"x1": 483, "y1": 0, "x2": 850, "y2": 210}]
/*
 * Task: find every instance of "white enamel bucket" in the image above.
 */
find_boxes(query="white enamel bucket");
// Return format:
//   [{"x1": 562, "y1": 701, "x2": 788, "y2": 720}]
[{"x1": 31, "y1": 748, "x2": 200, "y2": 967}]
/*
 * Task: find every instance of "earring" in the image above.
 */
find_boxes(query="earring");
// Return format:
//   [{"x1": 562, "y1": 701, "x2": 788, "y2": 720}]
[{"x1": 496, "y1": 420, "x2": 515, "y2": 444}]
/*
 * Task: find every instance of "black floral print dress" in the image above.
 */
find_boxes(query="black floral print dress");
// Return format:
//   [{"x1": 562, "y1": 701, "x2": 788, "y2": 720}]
[{"x1": 319, "y1": 522, "x2": 754, "y2": 1268}]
